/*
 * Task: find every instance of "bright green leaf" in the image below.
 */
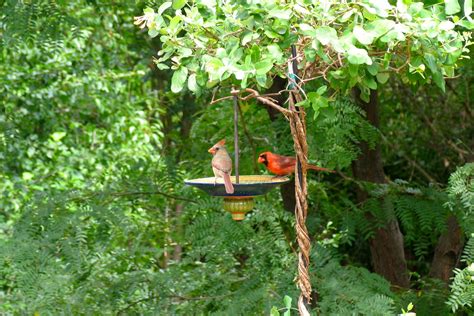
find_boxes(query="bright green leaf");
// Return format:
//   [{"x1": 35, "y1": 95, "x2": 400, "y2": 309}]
[
  {"x1": 315, "y1": 26, "x2": 338, "y2": 45},
  {"x1": 445, "y1": 0, "x2": 461, "y2": 15},
  {"x1": 172, "y1": 0, "x2": 187, "y2": 10},
  {"x1": 353, "y1": 25, "x2": 376, "y2": 45},
  {"x1": 317, "y1": 85, "x2": 327, "y2": 95},
  {"x1": 299, "y1": 23, "x2": 316, "y2": 36},
  {"x1": 187, "y1": 73, "x2": 198, "y2": 92},
  {"x1": 367, "y1": 19, "x2": 395, "y2": 37},
  {"x1": 283, "y1": 295, "x2": 292, "y2": 309},
  {"x1": 465, "y1": 0, "x2": 472, "y2": 17},
  {"x1": 267, "y1": 44, "x2": 283, "y2": 62},
  {"x1": 269, "y1": 9, "x2": 292, "y2": 20},
  {"x1": 148, "y1": 29, "x2": 159, "y2": 38},
  {"x1": 171, "y1": 66, "x2": 188, "y2": 93},
  {"x1": 255, "y1": 59, "x2": 273, "y2": 75},
  {"x1": 347, "y1": 46, "x2": 372, "y2": 65},
  {"x1": 241, "y1": 32, "x2": 253, "y2": 46},
  {"x1": 270, "y1": 306, "x2": 279, "y2": 316},
  {"x1": 22, "y1": 172, "x2": 34, "y2": 181},
  {"x1": 51, "y1": 132, "x2": 66, "y2": 142},
  {"x1": 158, "y1": 2, "x2": 172, "y2": 15}
]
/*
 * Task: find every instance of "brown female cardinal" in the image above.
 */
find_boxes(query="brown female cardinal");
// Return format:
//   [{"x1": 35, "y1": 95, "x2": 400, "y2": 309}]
[
  {"x1": 257, "y1": 151, "x2": 334, "y2": 176},
  {"x1": 208, "y1": 139, "x2": 234, "y2": 194}
]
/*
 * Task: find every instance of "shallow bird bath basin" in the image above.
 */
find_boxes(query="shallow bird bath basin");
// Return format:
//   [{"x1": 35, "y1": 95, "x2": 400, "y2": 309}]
[{"x1": 185, "y1": 175, "x2": 290, "y2": 220}]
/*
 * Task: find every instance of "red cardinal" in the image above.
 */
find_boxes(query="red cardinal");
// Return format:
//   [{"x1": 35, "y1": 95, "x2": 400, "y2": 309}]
[
  {"x1": 208, "y1": 139, "x2": 234, "y2": 194},
  {"x1": 257, "y1": 151, "x2": 334, "y2": 176}
]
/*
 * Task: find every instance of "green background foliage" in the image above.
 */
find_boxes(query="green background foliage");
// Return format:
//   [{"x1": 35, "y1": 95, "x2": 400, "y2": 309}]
[{"x1": 1, "y1": 0, "x2": 473, "y2": 315}]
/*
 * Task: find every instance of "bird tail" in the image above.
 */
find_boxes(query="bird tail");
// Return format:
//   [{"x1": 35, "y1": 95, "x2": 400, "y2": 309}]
[
  {"x1": 308, "y1": 164, "x2": 335, "y2": 173},
  {"x1": 223, "y1": 173, "x2": 235, "y2": 194}
]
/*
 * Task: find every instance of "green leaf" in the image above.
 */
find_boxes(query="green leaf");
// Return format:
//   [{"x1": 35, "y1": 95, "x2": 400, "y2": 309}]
[
  {"x1": 255, "y1": 59, "x2": 273, "y2": 75},
  {"x1": 317, "y1": 85, "x2": 327, "y2": 95},
  {"x1": 155, "y1": 63, "x2": 170, "y2": 70},
  {"x1": 432, "y1": 70, "x2": 446, "y2": 92},
  {"x1": 187, "y1": 73, "x2": 198, "y2": 92},
  {"x1": 269, "y1": 9, "x2": 292, "y2": 20},
  {"x1": 172, "y1": 0, "x2": 187, "y2": 10},
  {"x1": 241, "y1": 32, "x2": 254, "y2": 46},
  {"x1": 171, "y1": 66, "x2": 188, "y2": 93},
  {"x1": 148, "y1": 29, "x2": 159, "y2": 38},
  {"x1": 367, "y1": 63, "x2": 378, "y2": 76},
  {"x1": 367, "y1": 20, "x2": 395, "y2": 37},
  {"x1": 376, "y1": 72, "x2": 389, "y2": 84},
  {"x1": 299, "y1": 23, "x2": 316, "y2": 36},
  {"x1": 256, "y1": 74, "x2": 268, "y2": 87},
  {"x1": 340, "y1": 9, "x2": 355, "y2": 22},
  {"x1": 22, "y1": 172, "x2": 34, "y2": 181},
  {"x1": 315, "y1": 26, "x2": 338, "y2": 45},
  {"x1": 424, "y1": 53, "x2": 438, "y2": 73},
  {"x1": 51, "y1": 131, "x2": 66, "y2": 142},
  {"x1": 363, "y1": 76, "x2": 377, "y2": 90},
  {"x1": 347, "y1": 46, "x2": 372, "y2": 65},
  {"x1": 267, "y1": 44, "x2": 283, "y2": 62},
  {"x1": 205, "y1": 57, "x2": 225, "y2": 80},
  {"x1": 465, "y1": 0, "x2": 472, "y2": 17},
  {"x1": 283, "y1": 295, "x2": 292, "y2": 309},
  {"x1": 445, "y1": 0, "x2": 461, "y2": 15},
  {"x1": 353, "y1": 25, "x2": 376, "y2": 45},
  {"x1": 158, "y1": 2, "x2": 172, "y2": 15},
  {"x1": 270, "y1": 306, "x2": 280, "y2": 316}
]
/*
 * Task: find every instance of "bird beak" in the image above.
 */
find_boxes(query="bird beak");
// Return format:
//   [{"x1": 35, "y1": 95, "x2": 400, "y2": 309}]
[
  {"x1": 208, "y1": 147, "x2": 215, "y2": 154},
  {"x1": 257, "y1": 156, "x2": 263, "y2": 164}
]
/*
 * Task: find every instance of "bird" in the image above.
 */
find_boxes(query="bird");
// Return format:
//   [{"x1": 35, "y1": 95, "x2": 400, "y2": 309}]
[
  {"x1": 257, "y1": 151, "x2": 335, "y2": 176},
  {"x1": 208, "y1": 139, "x2": 234, "y2": 194}
]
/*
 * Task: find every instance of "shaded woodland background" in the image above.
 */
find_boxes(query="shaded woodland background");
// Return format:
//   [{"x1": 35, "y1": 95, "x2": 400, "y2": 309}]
[{"x1": 0, "y1": 1, "x2": 473, "y2": 315}]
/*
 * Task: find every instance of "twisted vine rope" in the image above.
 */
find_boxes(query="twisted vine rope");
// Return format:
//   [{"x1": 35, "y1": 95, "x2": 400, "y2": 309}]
[
  {"x1": 288, "y1": 90, "x2": 312, "y2": 316},
  {"x1": 221, "y1": 60, "x2": 312, "y2": 315}
]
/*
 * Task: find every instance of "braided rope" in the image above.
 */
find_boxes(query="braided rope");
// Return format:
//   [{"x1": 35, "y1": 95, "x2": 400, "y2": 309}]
[{"x1": 289, "y1": 91, "x2": 312, "y2": 316}]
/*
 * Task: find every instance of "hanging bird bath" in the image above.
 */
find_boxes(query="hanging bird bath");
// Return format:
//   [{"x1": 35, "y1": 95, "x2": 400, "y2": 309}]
[
  {"x1": 185, "y1": 175, "x2": 290, "y2": 220},
  {"x1": 184, "y1": 91, "x2": 289, "y2": 220}
]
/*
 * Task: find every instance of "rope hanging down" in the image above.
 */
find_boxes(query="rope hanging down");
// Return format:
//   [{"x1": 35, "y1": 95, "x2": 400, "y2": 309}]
[
  {"x1": 216, "y1": 47, "x2": 313, "y2": 316},
  {"x1": 288, "y1": 45, "x2": 312, "y2": 316}
]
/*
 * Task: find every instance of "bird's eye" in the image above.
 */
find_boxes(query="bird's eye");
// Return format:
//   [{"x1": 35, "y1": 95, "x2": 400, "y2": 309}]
[{"x1": 215, "y1": 147, "x2": 219, "y2": 151}]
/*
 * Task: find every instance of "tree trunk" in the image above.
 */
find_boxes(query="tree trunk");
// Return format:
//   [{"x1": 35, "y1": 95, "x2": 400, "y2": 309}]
[
  {"x1": 429, "y1": 215, "x2": 464, "y2": 282},
  {"x1": 352, "y1": 89, "x2": 410, "y2": 288}
]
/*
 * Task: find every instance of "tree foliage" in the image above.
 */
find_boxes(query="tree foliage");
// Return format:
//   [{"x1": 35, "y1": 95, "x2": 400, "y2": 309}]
[{"x1": 138, "y1": 0, "x2": 472, "y2": 104}]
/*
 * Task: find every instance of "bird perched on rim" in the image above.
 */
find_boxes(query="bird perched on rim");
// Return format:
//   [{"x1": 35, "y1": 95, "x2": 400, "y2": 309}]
[
  {"x1": 208, "y1": 139, "x2": 234, "y2": 194},
  {"x1": 257, "y1": 151, "x2": 335, "y2": 176}
]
